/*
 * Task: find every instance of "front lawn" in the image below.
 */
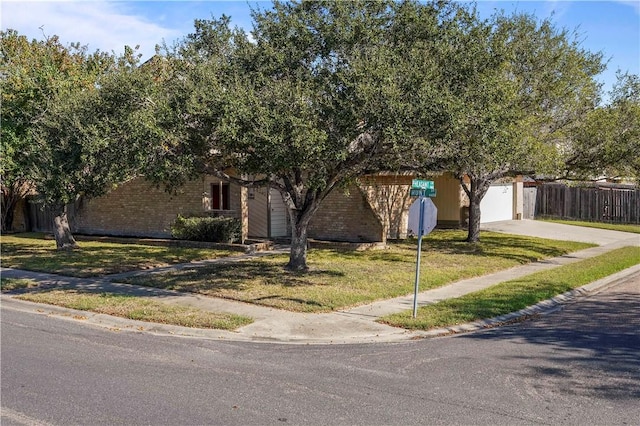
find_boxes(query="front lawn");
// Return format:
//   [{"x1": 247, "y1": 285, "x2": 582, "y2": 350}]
[
  {"x1": 124, "y1": 230, "x2": 593, "y2": 312},
  {"x1": 0, "y1": 233, "x2": 239, "y2": 277}
]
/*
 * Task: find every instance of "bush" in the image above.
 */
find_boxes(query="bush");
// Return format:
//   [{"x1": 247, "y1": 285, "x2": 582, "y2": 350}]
[{"x1": 171, "y1": 215, "x2": 242, "y2": 243}]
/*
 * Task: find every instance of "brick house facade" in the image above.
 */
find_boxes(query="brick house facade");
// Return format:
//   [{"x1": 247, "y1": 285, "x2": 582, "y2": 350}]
[{"x1": 25, "y1": 172, "x2": 519, "y2": 242}]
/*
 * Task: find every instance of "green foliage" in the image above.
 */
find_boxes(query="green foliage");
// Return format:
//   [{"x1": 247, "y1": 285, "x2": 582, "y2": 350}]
[
  {"x1": 147, "y1": 1, "x2": 455, "y2": 270},
  {"x1": 171, "y1": 215, "x2": 242, "y2": 243},
  {"x1": 30, "y1": 49, "x2": 167, "y2": 207},
  {"x1": 0, "y1": 30, "x2": 117, "y2": 205},
  {"x1": 409, "y1": 8, "x2": 605, "y2": 241},
  {"x1": 0, "y1": 30, "x2": 170, "y2": 243},
  {"x1": 565, "y1": 71, "x2": 640, "y2": 182}
]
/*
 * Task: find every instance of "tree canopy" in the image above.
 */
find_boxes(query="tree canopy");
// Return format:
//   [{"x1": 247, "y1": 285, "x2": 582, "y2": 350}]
[
  {"x1": 0, "y1": 29, "x2": 163, "y2": 248},
  {"x1": 1, "y1": 30, "x2": 114, "y2": 239},
  {"x1": 2, "y1": 0, "x2": 614, "y2": 259},
  {"x1": 565, "y1": 71, "x2": 640, "y2": 182}
]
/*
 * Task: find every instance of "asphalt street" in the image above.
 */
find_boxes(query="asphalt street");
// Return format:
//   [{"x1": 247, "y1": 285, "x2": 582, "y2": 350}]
[{"x1": 2, "y1": 270, "x2": 639, "y2": 425}]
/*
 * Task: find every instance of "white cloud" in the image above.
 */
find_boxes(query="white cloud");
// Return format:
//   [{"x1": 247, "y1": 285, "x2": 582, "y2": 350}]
[{"x1": 0, "y1": 1, "x2": 181, "y2": 60}]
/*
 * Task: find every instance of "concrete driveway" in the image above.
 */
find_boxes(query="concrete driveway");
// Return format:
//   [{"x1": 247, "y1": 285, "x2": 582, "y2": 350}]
[{"x1": 482, "y1": 219, "x2": 640, "y2": 246}]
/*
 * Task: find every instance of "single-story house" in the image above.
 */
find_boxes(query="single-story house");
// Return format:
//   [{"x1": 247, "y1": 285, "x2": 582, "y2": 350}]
[{"x1": 23, "y1": 173, "x2": 523, "y2": 242}]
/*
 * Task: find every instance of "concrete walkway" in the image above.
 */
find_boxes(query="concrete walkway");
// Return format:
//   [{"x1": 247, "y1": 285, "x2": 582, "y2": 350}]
[{"x1": 2, "y1": 220, "x2": 639, "y2": 344}]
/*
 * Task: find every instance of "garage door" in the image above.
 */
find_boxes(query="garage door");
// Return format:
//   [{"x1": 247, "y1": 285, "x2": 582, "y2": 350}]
[{"x1": 480, "y1": 184, "x2": 513, "y2": 223}]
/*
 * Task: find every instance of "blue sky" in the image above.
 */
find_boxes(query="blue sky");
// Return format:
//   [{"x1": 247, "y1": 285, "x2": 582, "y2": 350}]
[{"x1": 1, "y1": 1, "x2": 638, "y2": 100}]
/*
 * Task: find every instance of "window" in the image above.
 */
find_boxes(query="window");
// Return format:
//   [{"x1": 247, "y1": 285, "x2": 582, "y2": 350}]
[{"x1": 211, "y1": 182, "x2": 230, "y2": 210}]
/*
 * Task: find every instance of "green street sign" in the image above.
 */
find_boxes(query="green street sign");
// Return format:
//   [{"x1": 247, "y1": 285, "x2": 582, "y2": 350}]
[
  {"x1": 410, "y1": 188, "x2": 436, "y2": 197},
  {"x1": 411, "y1": 179, "x2": 434, "y2": 190}
]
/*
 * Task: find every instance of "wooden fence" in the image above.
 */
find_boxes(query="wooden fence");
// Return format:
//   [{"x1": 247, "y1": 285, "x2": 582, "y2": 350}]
[
  {"x1": 525, "y1": 183, "x2": 640, "y2": 224},
  {"x1": 27, "y1": 198, "x2": 82, "y2": 233}
]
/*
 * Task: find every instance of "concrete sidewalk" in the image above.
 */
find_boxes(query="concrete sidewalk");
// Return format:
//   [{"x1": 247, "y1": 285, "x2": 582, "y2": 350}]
[{"x1": 2, "y1": 220, "x2": 638, "y2": 344}]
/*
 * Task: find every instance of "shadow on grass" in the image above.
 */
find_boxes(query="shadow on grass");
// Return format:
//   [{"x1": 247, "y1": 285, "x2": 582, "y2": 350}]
[
  {"x1": 0, "y1": 236, "x2": 228, "y2": 277},
  {"x1": 253, "y1": 295, "x2": 324, "y2": 308},
  {"x1": 326, "y1": 248, "x2": 414, "y2": 264},
  {"x1": 419, "y1": 232, "x2": 583, "y2": 263},
  {"x1": 330, "y1": 231, "x2": 582, "y2": 266},
  {"x1": 129, "y1": 260, "x2": 345, "y2": 292}
]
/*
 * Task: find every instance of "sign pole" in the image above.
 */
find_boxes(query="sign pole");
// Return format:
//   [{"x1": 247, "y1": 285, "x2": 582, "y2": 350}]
[{"x1": 412, "y1": 196, "x2": 425, "y2": 319}]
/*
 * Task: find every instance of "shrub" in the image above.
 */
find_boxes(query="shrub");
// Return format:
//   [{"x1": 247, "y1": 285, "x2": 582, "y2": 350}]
[{"x1": 171, "y1": 215, "x2": 242, "y2": 243}]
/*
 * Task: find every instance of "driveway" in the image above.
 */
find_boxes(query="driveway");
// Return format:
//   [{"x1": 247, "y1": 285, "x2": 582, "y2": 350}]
[{"x1": 482, "y1": 219, "x2": 640, "y2": 246}]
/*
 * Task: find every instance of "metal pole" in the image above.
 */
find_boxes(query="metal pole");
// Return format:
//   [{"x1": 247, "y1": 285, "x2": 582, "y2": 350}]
[{"x1": 413, "y1": 197, "x2": 425, "y2": 319}]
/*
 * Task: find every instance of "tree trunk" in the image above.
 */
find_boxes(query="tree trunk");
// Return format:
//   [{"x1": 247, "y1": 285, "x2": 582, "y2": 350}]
[
  {"x1": 1, "y1": 191, "x2": 18, "y2": 232},
  {"x1": 2, "y1": 200, "x2": 15, "y2": 232},
  {"x1": 467, "y1": 192, "x2": 482, "y2": 242},
  {"x1": 286, "y1": 219, "x2": 309, "y2": 272},
  {"x1": 52, "y1": 204, "x2": 78, "y2": 250},
  {"x1": 462, "y1": 176, "x2": 491, "y2": 243},
  {"x1": 276, "y1": 177, "x2": 333, "y2": 272}
]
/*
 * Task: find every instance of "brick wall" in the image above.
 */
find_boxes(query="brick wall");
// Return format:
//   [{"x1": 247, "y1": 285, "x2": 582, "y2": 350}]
[
  {"x1": 358, "y1": 174, "x2": 413, "y2": 240},
  {"x1": 46, "y1": 173, "x2": 466, "y2": 241},
  {"x1": 308, "y1": 184, "x2": 384, "y2": 242},
  {"x1": 360, "y1": 173, "x2": 469, "y2": 232},
  {"x1": 74, "y1": 178, "x2": 206, "y2": 238}
]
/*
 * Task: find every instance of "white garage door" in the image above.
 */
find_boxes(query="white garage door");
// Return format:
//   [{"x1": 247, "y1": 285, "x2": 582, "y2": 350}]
[{"x1": 480, "y1": 184, "x2": 513, "y2": 223}]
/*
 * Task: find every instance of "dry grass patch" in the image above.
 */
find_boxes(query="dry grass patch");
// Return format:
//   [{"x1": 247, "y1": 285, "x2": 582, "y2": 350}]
[{"x1": 15, "y1": 289, "x2": 252, "y2": 330}]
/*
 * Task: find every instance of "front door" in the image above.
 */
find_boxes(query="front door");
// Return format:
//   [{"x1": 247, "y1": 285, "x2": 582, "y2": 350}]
[{"x1": 269, "y1": 189, "x2": 289, "y2": 237}]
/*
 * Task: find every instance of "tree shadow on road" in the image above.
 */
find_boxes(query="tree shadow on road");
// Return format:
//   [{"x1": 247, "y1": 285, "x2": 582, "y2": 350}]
[{"x1": 464, "y1": 289, "x2": 640, "y2": 400}]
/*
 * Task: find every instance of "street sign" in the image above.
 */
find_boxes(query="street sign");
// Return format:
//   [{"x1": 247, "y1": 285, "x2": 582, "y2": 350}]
[
  {"x1": 410, "y1": 188, "x2": 436, "y2": 198},
  {"x1": 407, "y1": 197, "x2": 437, "y2": 237},
  {"x1": 411, "y1": 179, "x2": 434, "y2": 190}
]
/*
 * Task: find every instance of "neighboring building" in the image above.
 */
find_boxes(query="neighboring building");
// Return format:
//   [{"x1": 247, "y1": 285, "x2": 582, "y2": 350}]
[{"x1": 25, "y1": 173, "x2": 524, "y2": 242}]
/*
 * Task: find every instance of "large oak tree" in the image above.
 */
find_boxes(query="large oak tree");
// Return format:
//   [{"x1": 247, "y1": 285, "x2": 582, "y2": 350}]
[
  {"x1": 417, "y1": 8, "x2": 605, "y2": 242},
  {"x1": 151, "y1": 1, "x2": 448, "y2": 271},
  {"x1": 0, "y1": 30, "x2": 115, "y2": 244},
  {"x1": 1, "y1": 29, "x2": 166, "y2": 248}
]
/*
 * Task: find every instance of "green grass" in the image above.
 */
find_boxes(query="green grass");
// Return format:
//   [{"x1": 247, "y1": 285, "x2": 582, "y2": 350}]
[
  {"x1": 125, "y1": 230, "x2": 593, "y2": 312},
  {"x1": 0, "y1": 233, "x2": 239, "y2": 277},
  {"x1": 539, "y1": 219, "x2": 640, "y2": 234},
  {"x1": 14, "y1": 289, "x2": 253, "y2": 330},
  {"x1": 380, "y1": 246, "x2": 640, "y2": 330}
]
